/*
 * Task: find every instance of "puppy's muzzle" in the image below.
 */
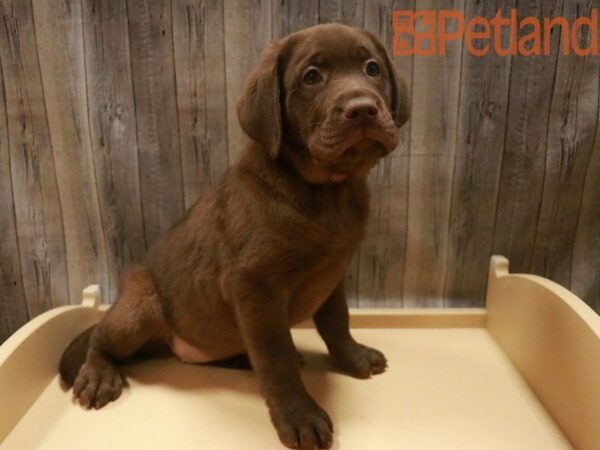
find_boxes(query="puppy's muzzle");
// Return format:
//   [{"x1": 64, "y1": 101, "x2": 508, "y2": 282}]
[
  {"x1": 309, "y1": 88, "x2": 398, "y2": 163},
  {"x1": 333, "y1": 90, "x2": 396, "y2": 154},
  {"x1": 343, "y1": 97, "x2": 379, "y2": 123}
]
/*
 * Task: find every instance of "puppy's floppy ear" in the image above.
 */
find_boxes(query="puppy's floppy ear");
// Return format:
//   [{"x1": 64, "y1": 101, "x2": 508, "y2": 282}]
[
  {"x1": 237, "y1": 40, "x2": 287, "y2": 159},
  {"x1": 364, "y1": 30, "x2": 410, "y2": 127}
]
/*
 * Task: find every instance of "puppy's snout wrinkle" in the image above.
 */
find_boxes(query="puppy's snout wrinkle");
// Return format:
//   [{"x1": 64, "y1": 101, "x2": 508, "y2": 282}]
[{"x1": 343, "y1": 97, "x2": 379, "y2": 121}]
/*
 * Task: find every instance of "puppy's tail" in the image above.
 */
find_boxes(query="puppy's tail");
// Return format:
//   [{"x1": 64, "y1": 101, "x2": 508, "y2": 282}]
[{"x1": 59, "y1": 325, "x2": 95, "y2": 388}]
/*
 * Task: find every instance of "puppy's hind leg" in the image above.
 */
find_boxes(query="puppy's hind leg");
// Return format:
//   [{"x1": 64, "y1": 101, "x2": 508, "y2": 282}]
[{"x1": 68, "y1": 265, "x2": 168, "y2": 409}]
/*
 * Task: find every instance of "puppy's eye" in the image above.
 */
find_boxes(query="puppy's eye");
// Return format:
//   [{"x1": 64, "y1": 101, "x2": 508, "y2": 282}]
[
  {"x1": 365, "y1": 60, "x2": 381, "y2": 77},
  {"x1": 303, "y1": 68, "x2": 323, "y2": 85}
]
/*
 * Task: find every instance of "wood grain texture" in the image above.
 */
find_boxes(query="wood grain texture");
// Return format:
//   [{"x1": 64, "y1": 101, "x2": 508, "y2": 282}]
[
  {"x1": 531, "y1": 0, "x2": 600, "y2": 287},
  {"x1": 223, "y1": 0, "x2": 272, "y2": 164},
  {"x1": 569, "y1": 0, "x2": 600, "y2": 314},
  {"x1": 571, "y1": 53, "x2": 600, "y2": 313},
  {"x1": 0, "y1": 0, "x2": 69, "y2": 317},
  {"x1": 82, "y1": 0, "x2": 146, "y2": 302},
  {"x1": 32, "y1": 0, "x2": 109, "y2": 304},
  {"x1": 127, "y1": 0, "x2": 184, "y2": 246},
  {"x1": 571, "y1": 127, "x2": 600, "y2": 313},
  {"x1": 402, "y1": 0, "x2": 465, "y2": 307},
  {"x1": 492, "y1": 0, "x2": 564, "y2": 272},
  {"x1": 0, "y1": 45, "x2": 28, "y2": 342},
  {"x1": 318, "y1": 0, "x2": 364, "y2": 25},
  {"x1": 443, "y1": 0, "x2": 514, "y2": 307},
  {"x1": 357, "y1": 0, "x2": 412, "y2": 307},
  {"x1": 172, "y1": 0, "x2": 230, "y2": 209},
  {"x1": 272, "y1": 0, "x2": 319, "y2": 37}
]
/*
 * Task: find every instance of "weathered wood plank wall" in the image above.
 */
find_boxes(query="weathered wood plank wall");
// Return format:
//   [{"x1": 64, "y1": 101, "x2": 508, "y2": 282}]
[
  {"x1": 445, "y1": 0, "x2": 515, "y2": 307},
  {"x1": 1, "y1": 0, "x2": 599, "y2": 341}
]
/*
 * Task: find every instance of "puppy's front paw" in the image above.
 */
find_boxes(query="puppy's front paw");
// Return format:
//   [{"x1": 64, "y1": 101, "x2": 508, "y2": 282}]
[
  {"x1": 270, "y1": 397, "x2": 333, "y2": 449},
  {"x1": 331, "y1": 342, "x2": 387, "y2": 379}
]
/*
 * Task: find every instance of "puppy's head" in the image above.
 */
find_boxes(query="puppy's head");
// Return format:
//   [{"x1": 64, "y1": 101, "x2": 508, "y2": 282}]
[{"x1": 237, "y1": 23, "x2": 410, "y2": 184}]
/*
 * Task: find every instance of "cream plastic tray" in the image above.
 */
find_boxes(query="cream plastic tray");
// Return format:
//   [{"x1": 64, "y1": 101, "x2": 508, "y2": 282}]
[{"x1": 1, "y1": 256, "x2": 599, "y2": 450}]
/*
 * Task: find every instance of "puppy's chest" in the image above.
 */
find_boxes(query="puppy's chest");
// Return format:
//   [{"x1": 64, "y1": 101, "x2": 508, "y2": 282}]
[
  {"x1": 316, "y1": 212, "x2": 365, "y2": 242},
  {"x1": 283, "y1": 186, "x2": 368, "y2": 322},
  {"x1": 286, "y1": 218, "x2": 364, "y2": 323},
  {"x1": 310, "y1": 192, "x2": 368, "y2": 243},
  {"x1": 287, "y1": 253, "x2": 350, "y2": 325}
]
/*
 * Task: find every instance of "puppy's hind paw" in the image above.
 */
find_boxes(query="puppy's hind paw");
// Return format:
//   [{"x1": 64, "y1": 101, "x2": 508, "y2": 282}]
[{"x1": 72, "y1": 356, "x2": 125, "y2": 409}]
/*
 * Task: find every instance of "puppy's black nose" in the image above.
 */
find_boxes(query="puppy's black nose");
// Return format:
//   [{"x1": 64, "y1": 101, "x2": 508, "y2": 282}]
[{"x1": 343, "y1": 97, "x2": 379, "y2": 121}]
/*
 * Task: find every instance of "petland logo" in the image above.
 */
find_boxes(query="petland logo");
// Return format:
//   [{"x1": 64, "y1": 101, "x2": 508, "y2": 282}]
[{"x1": 393, "y1": 9, "x2": 599, "y2": 56}]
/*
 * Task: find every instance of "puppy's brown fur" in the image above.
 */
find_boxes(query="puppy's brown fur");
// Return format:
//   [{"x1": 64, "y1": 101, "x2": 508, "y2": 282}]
[{"x1": 60, "y1": 23, "x2": 409, "y2": 449}]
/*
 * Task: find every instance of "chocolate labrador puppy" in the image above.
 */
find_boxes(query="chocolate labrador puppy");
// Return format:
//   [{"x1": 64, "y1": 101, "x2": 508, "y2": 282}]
[{"x1": 59, "y1": 23, "x2": 409, "y2": 449}]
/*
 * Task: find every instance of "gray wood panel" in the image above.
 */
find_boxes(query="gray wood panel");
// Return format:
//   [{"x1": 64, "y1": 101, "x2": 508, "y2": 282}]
[
  {"x1": 32, "y1": 0, "x2": 110, "y2": 305},
  {"x1": 2, "y1": 0, "x2": 600, "y2": 341},
  {"x1": 173, "y1": 0, "x2": 230, "y2": 209},
  {"x1": 82, "y1": 0, "x2": 147, "y2": 302},
  {"x1": 319, "y1": 0, "x2": 364, "y2": 25},
  {"x1": 223, "y1": 0, "x2": 272, "y2": 164},
  {"x1": 492, "y1": 1, "x2": 565, "y2": 271},
  {"x1": 530, "y1": 0, "x2": 600, "y2": 287},
  {"x1": 0, "y1": 39, "x2": 28, "y2": 339},
  {"x1": 571, "y1": 0, "x2": 600, "y2": 312},
  {"x1": 444, "y1": 0, "x2": 515, "y2": 307},
  {"x1": 127, "y1": 0, "x2": 185, "y2": 246},
  {"x1": 0, "y1": 0, "x2": 69, "y2": 323},
  {"x1": 402, "y1": 0, "x2": 465, "y2": 307},
  {"x1": 572, "y1": 100, "x2": 600, "y2": 312},
  {"x1": 273, "y1": 0, "x2": 319, "y2": 37}
]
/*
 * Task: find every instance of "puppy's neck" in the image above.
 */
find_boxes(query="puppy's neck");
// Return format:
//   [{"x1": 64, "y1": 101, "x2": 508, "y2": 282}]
[
  {"x1": 278, "y1": 142, "x2": 362, "y2": 187},
  {"x1": 237, "y1": 142, "x2": 367, "y2": 200}
]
